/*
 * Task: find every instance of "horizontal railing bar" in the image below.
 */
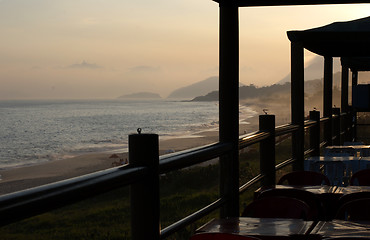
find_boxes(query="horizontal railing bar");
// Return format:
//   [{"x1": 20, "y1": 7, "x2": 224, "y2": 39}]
[
  {"x1": 304, "y1": 120, "x2": 317, "y2": 129},
  {"x1": 304, "y1": 148, "x2": 315, "y2": 156},
  {"x1": 276, "y1": 123, "x2": 299, "y2": 136},
  {"x1": 239, "y1": 131, "x2": 269, "y2": 149},
  {"x1": 0, "y1": 165, "x2": 147, "y2": 227},
  {"x1": 159, "y1": 142, "x2": 232, "y2": 174},
  {"x1": 239, "y1": 173, "x2": 264, "y2": 193},
  {"x1": 160, "y1": 198, "x2": 226, "y2": 239},
  {"x1": 275, "y1": 158, "x2": 295, "y2": 171},
  {"x1": 320, "y1": 141, "x2": 327, "y2": 148},
  {"x1": 320, "y1": 117, "x2": 330, "y2": 123}
]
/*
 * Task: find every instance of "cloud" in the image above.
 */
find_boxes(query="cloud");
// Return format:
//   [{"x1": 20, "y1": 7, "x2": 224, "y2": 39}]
[
  {"x1": 67, "y1": 60, "x2": 102, "y2": 69},
  {"x1": 127, "y1": 65, "x2": 160, "y2": 73}
]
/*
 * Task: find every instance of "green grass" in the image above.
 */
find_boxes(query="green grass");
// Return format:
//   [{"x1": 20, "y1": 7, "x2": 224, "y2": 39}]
[{"x1": 0, "y1": 138, "x2": 294, "y2": 240}]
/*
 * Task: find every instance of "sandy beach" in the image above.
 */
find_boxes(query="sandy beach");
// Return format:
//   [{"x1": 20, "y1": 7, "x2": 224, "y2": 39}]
[
  {"x1": 0, "y1": 128, "x2": 222, "y2": 195},
  {"x1": 0, "y1": 105, "x2": 288, "y2": 196}
]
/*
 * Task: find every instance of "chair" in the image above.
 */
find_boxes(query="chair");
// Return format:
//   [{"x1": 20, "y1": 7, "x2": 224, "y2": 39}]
[
  {"x1": 337, "y1": 191, "x2": 370, "y2": 209},
  {"x1": 241, "y1": 196, "x2": 311, "y2": 220},
  {"x1": 278, "y1": 171, "x2": 331, "y2": 186},
  {"x1": 256, "y1": 188, "x2": 322, "y2": 220},
  {"x1": 190, "y1": 233, "x2": 262, "y2": 240},
  {"x1": 349, "y1": 169, "x2": 370, "y2": 186},
  {"x1": 335, "y1": 198, "x2": 370, "y2": 221}
]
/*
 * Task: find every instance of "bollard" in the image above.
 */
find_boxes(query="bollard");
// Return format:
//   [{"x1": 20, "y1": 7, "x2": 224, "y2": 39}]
[
  {"x1": 309, "y1": 110, "x2": 320, "y2": 156},
  {"x1": 259, "y1": 114, "x2": 276, "y2": 187},
  {"x1": 130, "y1": 129, "x2": 160, "y2": 240}
]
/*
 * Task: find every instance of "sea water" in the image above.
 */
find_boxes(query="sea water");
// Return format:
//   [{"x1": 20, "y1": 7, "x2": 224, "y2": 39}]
[{"x1": 0, "y1": 99, "x2": 256, "y2": 169}]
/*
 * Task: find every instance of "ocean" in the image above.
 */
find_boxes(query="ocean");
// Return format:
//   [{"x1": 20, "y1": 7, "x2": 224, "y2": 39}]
[{"x1": 0, "y1": 99, "x2": 256, "y2": 169}]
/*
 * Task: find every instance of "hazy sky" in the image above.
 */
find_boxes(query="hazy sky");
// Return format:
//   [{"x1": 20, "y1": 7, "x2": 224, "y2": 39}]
[{"x1": 0, "y1": 0, "x2": 370, "y2": 99}]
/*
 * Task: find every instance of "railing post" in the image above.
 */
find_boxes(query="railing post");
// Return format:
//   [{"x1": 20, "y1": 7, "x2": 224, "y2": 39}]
[
  {"x1": 332, "y1": 107, "x2": 341, "y2": 145},
  {"x1": 259, "y1": 114, "x2": 275, "y2": 187},
  {"x1": 324, "y1": 56, "x2": 333, "y2": 146},
  {"x1": 309, "y1": 110, "x2": 320, "y2": 156},
  {"x1": 129, "y1": 131, "x2": 160, "y2": 240}
]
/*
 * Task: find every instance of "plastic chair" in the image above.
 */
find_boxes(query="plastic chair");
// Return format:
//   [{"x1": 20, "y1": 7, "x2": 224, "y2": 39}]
[
  {"x1": 335, "y1": 198, "x2": 370, "y2": 221},
  {"x1": 349, "y1": 169, "x2": 370, "y2": 186},
  {"x1": 278, "y1": 171, "x2": 331, "y2": 186},
  {"x1": 256, "y1": 188, "x2": 322, "y2": 220},
  {"x1": 241, "y1": 196, "x2": 311, "y2": 220},
  {"x1": 190, "y1": 233, "x2": 262, "y2": 240}
]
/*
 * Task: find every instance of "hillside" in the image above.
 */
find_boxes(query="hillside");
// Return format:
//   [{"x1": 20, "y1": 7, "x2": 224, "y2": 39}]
[
  {"x1": 167, "y1": 76, "x2": 245, "y2": 99},
  {"x1": 118, "y1": 92, "x2": 161, "y2": 99}
]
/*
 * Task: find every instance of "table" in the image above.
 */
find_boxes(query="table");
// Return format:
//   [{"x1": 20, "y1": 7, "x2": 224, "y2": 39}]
[
  {"x1": 311, "y1": 220, "x2": 370, "y2": 238},
  {"x1": 196, "y1": 217, "x2": 315, "y2": 240},
  {"x1": 324, "y1": 145, "x2": 370, "y2": 157},
  {"x1": 304, "y1": 156, "x2": 370, "y2": 186}
]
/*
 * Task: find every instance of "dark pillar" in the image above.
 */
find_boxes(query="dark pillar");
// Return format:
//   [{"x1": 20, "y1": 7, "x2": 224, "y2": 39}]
[
  {"x1": 323, "y1": 56, "x2": 333, "y2": 146},
  {"x1": 332, "y1": 107, "x2": 341, "y2": 145},
  {"x1": 219, "y1": 2, "x2": 239, "y2": 218},
  {"x1": 291, "y1": 41, "x2": 305, "y2": 171},
  {"x1": 309, "y1": 110, "x2": 320, "y2": 156},
  {"x1": 352, "y1": 70, "x2": 358, "y2": 141},
  {"x1": 259, "y1": 115, "x2": 276, "y2": 187},
  {"x1": 130, "y1": 132, "x2": 160, "y2": 240},
  {"x1": 341, "y1": 66, "x2": 349, "y2": 143}
]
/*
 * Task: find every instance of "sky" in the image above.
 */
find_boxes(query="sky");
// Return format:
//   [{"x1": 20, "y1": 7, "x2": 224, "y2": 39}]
[{"x1": 0, "y1": 0, "x2": 370, "y2": 99}]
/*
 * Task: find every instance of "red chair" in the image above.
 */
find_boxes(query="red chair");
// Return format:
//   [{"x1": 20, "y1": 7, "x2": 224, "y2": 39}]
[
  {"x1": 241, "y1": 196, "x2": 311, "y2": 220},
  {"x1": 278, "y1": 171, "x2": 331, "y2": 186},
  {"x1": 335, "y1": 198, "x2": 370, "y2": 221},
  {"x1": 190, "y1": 233, "x2": 262, "y2": 240},
  {"x1": 256, "y1": 188, "x2": 322, "y2": 220},
  {"x1": 349, "y1": 169, "x2": 370, "y2": 186}
]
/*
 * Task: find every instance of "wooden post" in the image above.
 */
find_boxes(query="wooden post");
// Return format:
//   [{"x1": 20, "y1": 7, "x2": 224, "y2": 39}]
[
  {"x1": 352, "y1": 70, "x2": 358, "y2": 141},
  {"x1": 218, "y1": 2, "x2": 240, "y2": 218},
  {"x1": 130, "y1": 131, "x2": 160, "y2": 240},
  {"x1": 332, "y1": 107, "x2": 341, "y2": 145},
  {"x1": 324, "y1": 56, "x2": 333, "y2": 146},
  {"x1": 260, "y1": 114, "x2": 276, "y2": 187},
  {"x1": 309, "y1": 110, "x2": 320, "y2": 156},
  {"x1": 341, "y1": 66, "x2": 349, "y2": 143},
  {"x1": 291, "y1": 41, "x2": 305, "y2": 171}
]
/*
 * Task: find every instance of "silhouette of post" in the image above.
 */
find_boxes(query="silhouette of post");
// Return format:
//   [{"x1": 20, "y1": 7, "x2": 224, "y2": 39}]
[
  {"x1": 259, "y1": 114, "x2": 275, "y2": 187},
  {"x1": 341, "y1": 65, "x2": 349, "y2": 143},
  {"x1": 130, "y1": 132, "x2": 160, "y2": 240},
  {"x1": 219, "y1": 2, "x2": 240, "y2": 218},
  {"x1": 309, "y1": 110, "x2": 320, "y2": 156},
  {"x1": 291, "y1": 41, "x2": 305, "y2": 171},
  {"x1": 332, "y1": 107, "x2": 341, "y2": 145},
  {"x1": 324, "y1": 56, "x2": 333, "y2": 146},
  {"x1": 352, "y1": 70, "x2": 358, "y2": 141}
]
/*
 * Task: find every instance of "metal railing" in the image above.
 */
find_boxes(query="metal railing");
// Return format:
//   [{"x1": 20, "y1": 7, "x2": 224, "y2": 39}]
[{"x1": 0, "y1": 109, "x2": 354, "y2": 239}]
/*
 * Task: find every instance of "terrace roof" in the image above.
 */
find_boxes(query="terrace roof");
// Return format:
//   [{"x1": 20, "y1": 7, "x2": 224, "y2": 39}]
[
  {"x1": 341, "y1": 57, "x2": 370, "y2": 71},
  {"x1": 212, "y1": 0, "x2": 370, "y2": 7},
  {"x1": 287, "y1": 16, "x2": 370, "y2": 57}
]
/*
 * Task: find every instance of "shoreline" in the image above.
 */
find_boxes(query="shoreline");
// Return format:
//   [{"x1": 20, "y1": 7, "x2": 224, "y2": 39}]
[
  {"x1": 0, "y1": 103, "x2": 287, "y2": 196},
  {"x1": 0, "y1": 127, "x2": 225, "y2": 195}
]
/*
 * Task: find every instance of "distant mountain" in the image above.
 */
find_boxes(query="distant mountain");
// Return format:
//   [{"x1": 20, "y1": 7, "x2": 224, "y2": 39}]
[
  {"x1": 278, "y1": 56, "x2": 341, "y2": 84},
  {"x1": 118, "y1": 92, "x2": 161, "y2": 99},
  {"x1": 167, "y1": 76, "x2": 219, "y2": 99},
  {"x1": 192, "y1": 83, "x2": 291, "y2": 101},
  {"x1": 167, "y1": 76, "x2": 245, "y2": 99}
]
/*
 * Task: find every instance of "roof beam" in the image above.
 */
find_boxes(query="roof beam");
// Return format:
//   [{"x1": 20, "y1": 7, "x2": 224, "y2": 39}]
[{"x1": 213, "y1": 0, "x2": 370, "y2": 7}]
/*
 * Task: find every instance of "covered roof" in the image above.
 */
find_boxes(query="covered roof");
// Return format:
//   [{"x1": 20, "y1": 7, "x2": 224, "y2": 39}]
[
  {"x1": 212, "y1": 0, "x2": 370, "y2": 7},
  {"x1": 287, "y1": 16, "x2": 370, "y2": 57},
  {"x1": 341, "y1": 57, "x2": 370, "y2": 71}
]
